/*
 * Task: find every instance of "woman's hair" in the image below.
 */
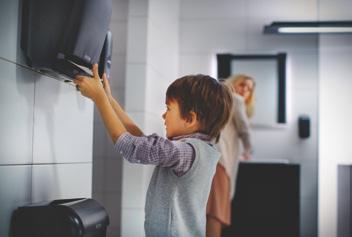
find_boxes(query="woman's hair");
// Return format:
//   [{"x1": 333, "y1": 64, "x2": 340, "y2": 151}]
[
  {"x1": 225, "y1": 74, "x2": 255, "y2": 118},
  {"x1": 166, "y1": 74, "x2": 232, "y2": 141}
]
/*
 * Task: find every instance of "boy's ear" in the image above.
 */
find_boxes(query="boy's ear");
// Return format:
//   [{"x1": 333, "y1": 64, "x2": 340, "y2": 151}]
[{"x1": 186, "y1": 111, "x2": 199, "y2": 129}]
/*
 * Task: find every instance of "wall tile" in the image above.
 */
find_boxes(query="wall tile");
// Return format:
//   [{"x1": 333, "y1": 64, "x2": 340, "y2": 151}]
[
  {"x1": 0, "y1": 59, "x2": 34, "y2": 165},
  {"x1": 92, "y1": 121, "x2": 114, "y2": 159},
  {"x1": 300, "y1": 199, "x2": 318, "y2": 237},
  {"x1": 180, "y1": 0, "x2": 245, "y2": 19},
  {"x1": 121, "y1": 208, "x2": 145, "y2": 237},
  {"x1": 319, "y1": 35, "x2": 352, "y2": 237},
  {"x1": 180, "y1": 19, "x2": 246, "y2": 53},
  {"x1": 110, "y1": 22, "x2": 128, "y2": 56},
  {"x1": 300, "y1": 163, "x2": 318, "y2": 199},
  {"x1": 319, "y1": 0, "x2": 352, "y2": 19},
  {"x1": 145, "y1": 68, "x2": 170, "y2": 116},
  {"x1": 0, "y1": 165, "x2": 31, "y2": 237},
  {"x1": 128, "y1": 0, "x2": 149, "y2": 17},
  {"x1": 104, "y1": 192, "x2": 122, "y2": 229},
  {"x1": 107, "y1": 227, "x2": 120, "y2": 237},
  {"x1": 0, "y1": 0, "x2": 20, "y2": 62},
  {"x1": 149, "y1": 0, "x2": 180, "y2": 35},
  {"x1": 287, "y1": 52, "x2": 319, "y2": 91},
  {"x1": 251, "y1": 128, "x2": 293, "y2": 160},
  {"x1": 104, "y1": 157, "x2": 123, "y2": 193},
  {"x1": 92, "y1": 157, "x2": 106, "y2": 193},
  {"x1": 126, "y1": 17, "x2": 147, "y2": 63},
  {"x1": 121, "y1": 161, "x2": 148, "y2": 209},
  {"x1": 110, "y1": 54, "x2": 127, "y2": 91},
  {"x1": 248, "y1": 0, "x2": 317, "y2": 21},
  {"x1": 291, "y1": 88, "x2": 318, "y2": 126},
  {"x1": 147, "y1": 24, "x2": 178, "y2": 78},
  {"x1": 33, "y1": 77, "x2": 94, "y2": 164},
  {"x1": 31, "y1": 163, "x2": 92, "y2": 202},
  {"x1": 125, "y1": 64, "x2": 147, "y2": 111},
  {"x1": 111, "y1": 0, "x2": 129, "y2": 21}
]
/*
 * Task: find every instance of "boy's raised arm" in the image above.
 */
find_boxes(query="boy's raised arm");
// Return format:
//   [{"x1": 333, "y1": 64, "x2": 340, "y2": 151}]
[
  {"x1": 73, "y1": 64, "x2": 127, "y2": 143},
  {"x1": 102, "y1": 74, "x2": 144, "y2": 136}
]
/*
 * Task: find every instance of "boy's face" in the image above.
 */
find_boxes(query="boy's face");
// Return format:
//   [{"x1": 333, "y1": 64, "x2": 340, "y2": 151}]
[{"x1": 162, "y1": 99, "x2": 190, "y2": 139}]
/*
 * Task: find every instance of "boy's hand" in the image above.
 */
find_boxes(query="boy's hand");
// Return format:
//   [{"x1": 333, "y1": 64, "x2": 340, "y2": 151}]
[
  {"x1": 102, "y1": 73, "x2": 113, "y2": 99},
  {"x1": 73, "y1": 64, "x2": 106, "y2": 102}
]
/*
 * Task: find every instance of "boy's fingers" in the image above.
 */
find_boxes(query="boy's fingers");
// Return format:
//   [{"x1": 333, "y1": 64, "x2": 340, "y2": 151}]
[
  {"x1": 102, "y1": 73, "x2": 109, "y2": 84},
  {"x1": 91, "y1": 64, "x2": 100, "y2": 81},
  {"x1": 102, "y1": 73, "x2": 107, "y2": 81},
  {"x1": 74, "y1": 75, "x2": 85, "y2": 81},
  {"x1": 73, "y1": 79, "x2": 81, "y2": 85}
]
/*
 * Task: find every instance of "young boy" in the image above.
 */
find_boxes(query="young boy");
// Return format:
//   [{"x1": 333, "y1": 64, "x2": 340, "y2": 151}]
[{"x1": 73, "y1": 64, "x2": 232, "y2": 237}]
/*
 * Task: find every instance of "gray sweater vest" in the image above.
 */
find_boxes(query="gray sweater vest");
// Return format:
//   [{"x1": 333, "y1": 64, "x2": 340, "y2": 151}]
[{"x1": 144, "y1": 138, "x2": 220, "y2": 237}]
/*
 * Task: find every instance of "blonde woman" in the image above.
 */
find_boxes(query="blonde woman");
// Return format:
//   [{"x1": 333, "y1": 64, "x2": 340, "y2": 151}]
[{"x1": 206, "y1": 74, "x2": 255, "y2": 237}]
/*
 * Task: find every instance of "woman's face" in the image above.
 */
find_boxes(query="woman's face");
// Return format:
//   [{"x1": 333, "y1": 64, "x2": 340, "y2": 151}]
[{"x1": 235, "y1": 79, "x2": 254, "y2": 101}]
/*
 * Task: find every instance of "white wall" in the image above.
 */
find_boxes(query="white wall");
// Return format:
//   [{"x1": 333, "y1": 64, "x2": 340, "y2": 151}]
[
  {"x1": 179, "y1": 0, "x2": 319, "y2": 236},
  {"x1": 0, "y1": 1, "x2": 94, "y2": 236},
  {"x1": 121, "y1": 0, "x2": 180, "y2": 236},
  {"x1": 318, "y1": 1, "x2": 352, "y2": 237}
]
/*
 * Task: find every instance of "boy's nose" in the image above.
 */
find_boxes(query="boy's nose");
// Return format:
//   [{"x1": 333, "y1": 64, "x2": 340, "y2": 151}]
[{"x1": 162, "y1": 112, "x2": 166, "y2": 119}]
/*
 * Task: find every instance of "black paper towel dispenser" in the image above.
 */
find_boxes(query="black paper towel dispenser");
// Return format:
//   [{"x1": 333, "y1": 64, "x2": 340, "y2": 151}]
[
  {"x1": 11, "y1": 198, "x2": 109, "y2": 237},
  {"x1": 98, "y1": 31, "x2": 113, "y2": 79},
  {"x1": 21, "y1": 0, "x2": 112, "y2": 80}
]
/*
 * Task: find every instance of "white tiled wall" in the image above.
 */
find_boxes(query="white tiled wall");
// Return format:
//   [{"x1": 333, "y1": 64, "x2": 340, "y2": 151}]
[
  {"x1": 126, "y1": 18, "x2": 148, "y2": 64},
  {"x1": 125, "y1": 64, "x2": 147, "y2": 112},
  {"x1": 318, "y1": 0, "x2": 352, "y2": 20},
  {"x1": 180, "y1": 19, "x2": 247, "y2": 54},
  {"x1": 0, "y1": 60, "x2": 34, "y2": 165},
  {"x1": 247, "y1": 0, "x2": 318, "y2": 21},
  {"x1": 319, "y1": 31, "x2": 352, "y2": 237},
  {"x1": 0, "y1": 166, "x2": 32, "y2": 236},
  {"x1": 318, "y1": 1, "x2": 352, "y2": 236},
  {"x1": 181, "y1": 0, "x2": 246, "y2": 19},
  {"x1": 31, "y1": 164, "x2": 92, "y2": 202},
  {"x1": 0, "y1": 0, "x2": 20, "y2": 62},
  {"x1": 33, "y1": 77, "x2": 93, "y2": 164},
  {"x1": 0, "y1": 62, "x2": 94, "y2": 237},
  {"x1": 0, "y1": 60, "x2": 94, "y2": 237},
  {"x1": 0, "y1": 1, "x2": 94, "y2": 237}
]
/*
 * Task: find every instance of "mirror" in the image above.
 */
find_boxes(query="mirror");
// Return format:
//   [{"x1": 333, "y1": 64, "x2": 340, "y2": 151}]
[{"x1": 217, "y1": 53, "x2": 286, "y2": 126}]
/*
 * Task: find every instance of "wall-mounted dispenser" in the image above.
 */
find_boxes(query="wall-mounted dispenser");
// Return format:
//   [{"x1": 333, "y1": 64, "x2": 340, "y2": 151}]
[
  {"x1": 98, "y1": 31, "x2": 113, "y2": 79},
  {"x1": 21, "y1": 0, "x2": 112, "y2": 80},
  {"x1": 11, "y1": 198, "x2": 109, "y2": 237},
  {"x1": 298, "y1": 115, "x2": 310, "y2": 139}
]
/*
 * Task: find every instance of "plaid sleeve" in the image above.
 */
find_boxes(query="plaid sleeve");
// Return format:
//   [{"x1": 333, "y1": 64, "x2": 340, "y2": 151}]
[{"x1": 114, "y1": 132, "x2": 195, "y2": 176}]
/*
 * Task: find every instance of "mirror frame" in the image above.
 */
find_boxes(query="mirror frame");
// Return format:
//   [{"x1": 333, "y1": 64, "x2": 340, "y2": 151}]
[{"x1": 217, "y1": 53, "x2": 287, "y2": 124}]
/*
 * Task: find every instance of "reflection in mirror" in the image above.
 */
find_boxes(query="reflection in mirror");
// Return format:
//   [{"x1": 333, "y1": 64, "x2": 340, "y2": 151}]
[{"x1": 217, "y1": 53, "x2": 286, "y2": 127}]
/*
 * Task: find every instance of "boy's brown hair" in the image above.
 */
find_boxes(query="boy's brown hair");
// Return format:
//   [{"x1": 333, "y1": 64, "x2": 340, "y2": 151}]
[{"x1": 166, "y1": 74, "x2": 232, "y2": 141}]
